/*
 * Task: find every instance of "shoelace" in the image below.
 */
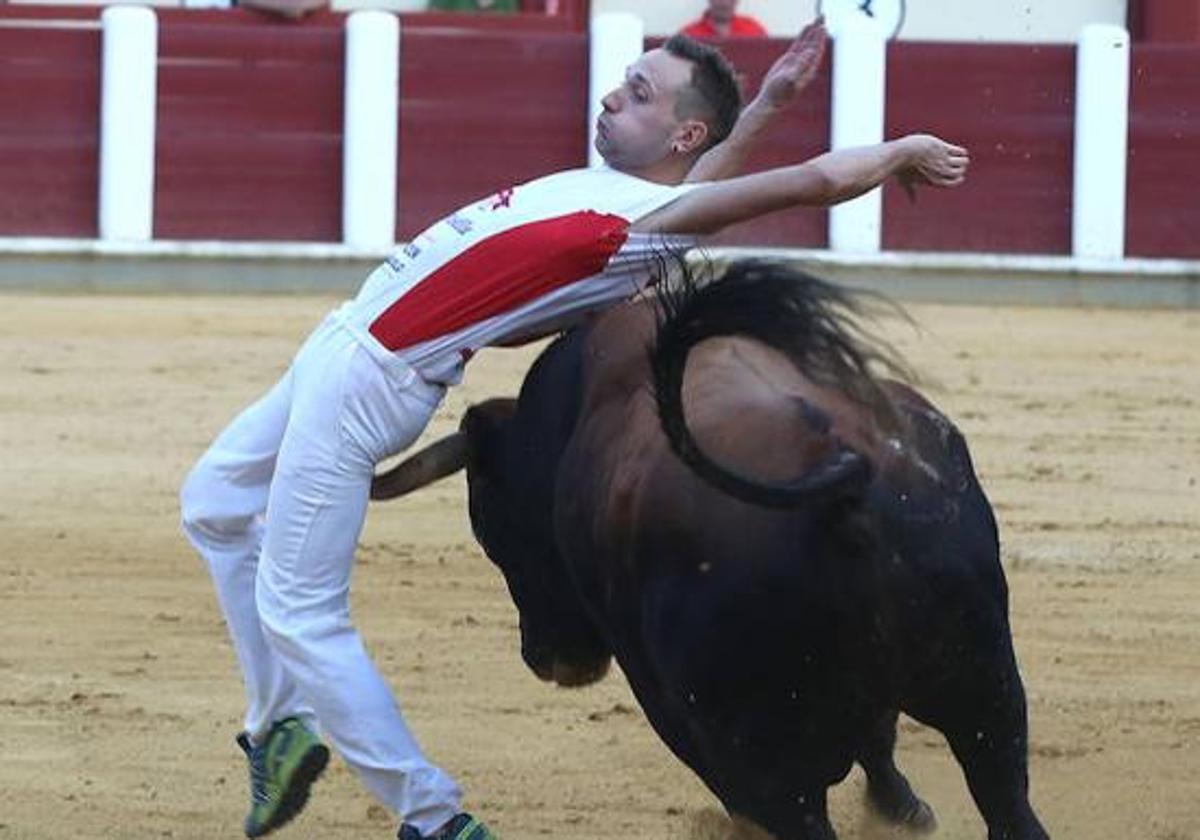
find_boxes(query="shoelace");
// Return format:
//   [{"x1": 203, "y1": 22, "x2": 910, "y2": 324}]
[
  {"x1": 248, "y1": 748, "x2": 270, "y2": 804},
  {"x1": 239, "y1": 735, "x2": 271, "y2": 805}
]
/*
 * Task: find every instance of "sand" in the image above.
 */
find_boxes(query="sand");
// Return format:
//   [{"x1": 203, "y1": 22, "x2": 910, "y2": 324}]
[{"x1": 1, "y1": 293, "x2": 1197, "y2": 840}]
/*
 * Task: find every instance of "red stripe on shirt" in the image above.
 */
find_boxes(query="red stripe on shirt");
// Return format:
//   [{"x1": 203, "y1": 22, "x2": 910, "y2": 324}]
[{"x1": 369, "y1": 210, "x2": 630, "y2": 352}]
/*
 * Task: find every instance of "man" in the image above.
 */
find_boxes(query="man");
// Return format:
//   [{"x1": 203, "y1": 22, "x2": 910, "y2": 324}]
[
  {"x1": 180, "y1": 21, "x2": 967, "y2": 840},
  {"x1": 682, "y1": 0, "x2": 768, "y2": 39}
]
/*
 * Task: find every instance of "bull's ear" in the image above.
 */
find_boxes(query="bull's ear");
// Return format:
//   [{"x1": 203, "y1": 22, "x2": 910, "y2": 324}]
[
  {"x1": 458, "y1": 398, "x2": 516, "y2": 480},
  {"x1": 460, "y1": 398, "x2": 518, "y2": 480},
  {"x1": 463, "y1": 398, "x2": 518, "y2": 430},
  {"x1": 461, "y1": 400, "x2": 518, "y2": 449}
]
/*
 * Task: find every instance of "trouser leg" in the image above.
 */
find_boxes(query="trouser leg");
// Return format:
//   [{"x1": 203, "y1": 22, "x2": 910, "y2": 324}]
[
  {"x1": 180, "y1": 371, "x2": 309, "y2": 739},
  {"x1": 255, "y1": 327, "x2": 461, "y2": 834}
]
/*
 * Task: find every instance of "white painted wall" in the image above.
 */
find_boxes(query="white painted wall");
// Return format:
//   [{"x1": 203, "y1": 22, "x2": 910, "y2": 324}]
[{"x1": 592, "y1": 0, "x2": 1128, "y2": 43}]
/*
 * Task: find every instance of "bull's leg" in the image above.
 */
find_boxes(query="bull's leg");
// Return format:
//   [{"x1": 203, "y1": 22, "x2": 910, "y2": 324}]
[
  {"x1": 857, "y1": 709, "x2": 936, "y2": 833},
  {"x1": 724, "y1": 787, "x2": 837, "y2": 840},
  {"x1": 941, "y1": 690, "x2": 1050, "y2": 840},
  {"x1": 916, "y1": 640, "x2": 1050, "y2": 840}
]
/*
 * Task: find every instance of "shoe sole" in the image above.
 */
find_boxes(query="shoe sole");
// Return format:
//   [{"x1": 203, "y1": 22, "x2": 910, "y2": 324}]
[{"x1": 246, "y1": 743, "x2": 331, "y2": 838}]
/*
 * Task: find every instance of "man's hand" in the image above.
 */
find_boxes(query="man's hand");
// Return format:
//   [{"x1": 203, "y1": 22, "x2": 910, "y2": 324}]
[
  {"x1": 895, "y1": 134, "x2": 970, "y2": 202},
  {"x1": 752, "y1": 16, "x2": 828, "y2": 112},
  {"x1": 685, "y1": 17, "x2": 828, "y2": 183}
]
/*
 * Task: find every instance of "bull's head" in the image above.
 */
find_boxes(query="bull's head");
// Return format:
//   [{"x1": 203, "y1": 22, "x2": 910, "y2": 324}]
[{"x1": 372, "y1": 397, "x2": 612, "y2": 688}]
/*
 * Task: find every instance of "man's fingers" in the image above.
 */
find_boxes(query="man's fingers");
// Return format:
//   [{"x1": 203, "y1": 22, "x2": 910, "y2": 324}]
[
  {"x1": 930, "y1": 168, "x2": 965, "y2": 184},
  {"x1": 792, "y1": 16, "x2": 828, "y2": 55},
  {"x1": 757, "y1": 17, "x2": 829, "y2": 109},
  {"x1": 787, "y1": 28, "x2": 810, "y2": 55},
  {"x1": 930, "y1": 170, "x2": 966, "y2": 187}
]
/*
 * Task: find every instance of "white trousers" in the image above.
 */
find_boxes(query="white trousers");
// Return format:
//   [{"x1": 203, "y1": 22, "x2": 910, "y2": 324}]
[{"x1": 180, "y1": 309, "x2": 461, "y2": 834}]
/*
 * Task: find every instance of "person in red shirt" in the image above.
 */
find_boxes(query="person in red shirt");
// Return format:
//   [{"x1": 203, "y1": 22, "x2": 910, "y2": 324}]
[{"x1": 682, "y1": 0, "x2": 768, "y2": 38}]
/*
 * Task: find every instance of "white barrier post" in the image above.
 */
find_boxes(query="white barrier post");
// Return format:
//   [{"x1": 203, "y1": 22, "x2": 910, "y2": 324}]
[
  {"x1": 1073, "y1": 24, "x2": 1130, "y2": 260},
  {"x1": 99, "y1": 7, "x2": 158, "y2": 242},
  {"x1": 828, "y1": 13, "x2": 887, "y2": 254},
  {"x1": 588, "y1": 13, "x2": 644, "y2": 169},
  {"x1": 343, "y1": 11, "x2": 400, "y2": 250}
]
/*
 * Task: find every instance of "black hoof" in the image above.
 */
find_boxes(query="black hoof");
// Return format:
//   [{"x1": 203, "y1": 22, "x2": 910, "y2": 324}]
[
  {"x1": 899, "y1": 799, "x2": 937, "y2": 834},
  {"x1": 867, "y1": 786, "x2": 938, "y2": 835}
]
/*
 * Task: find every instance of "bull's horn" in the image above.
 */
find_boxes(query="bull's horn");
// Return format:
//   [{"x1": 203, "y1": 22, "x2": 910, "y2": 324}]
[{"x1": 370, "y1": 432, "x2": 469, "y2": 500}]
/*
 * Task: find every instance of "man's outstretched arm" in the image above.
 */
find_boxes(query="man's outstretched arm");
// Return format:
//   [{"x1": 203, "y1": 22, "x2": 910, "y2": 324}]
[
  {"x1": 634, "y1": 134, "x2": 970, "y2": 236},
  {"x1": 686, "y1": 17, "x2": 828, "y2": 183}
]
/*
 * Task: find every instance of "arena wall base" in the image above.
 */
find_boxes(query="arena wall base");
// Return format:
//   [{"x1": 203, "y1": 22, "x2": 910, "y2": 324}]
[
  {"x1": 0, "y1": 239, "x2": 382, "y2": 295},
  {"x1": 708, "y1": 248, "x2": 1200, "y2": 309},
  {"x1": 0, "y1": 238, "x2": 1198, "y2": 309}
]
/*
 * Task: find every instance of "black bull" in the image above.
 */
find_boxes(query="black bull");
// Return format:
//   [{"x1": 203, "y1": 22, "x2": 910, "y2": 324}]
[{"x1": 373, "y1": 261, "x2": 1051, "y2": 840}]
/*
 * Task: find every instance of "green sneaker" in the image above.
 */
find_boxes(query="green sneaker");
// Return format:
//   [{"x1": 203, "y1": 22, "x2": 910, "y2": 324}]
[
  {"x1": 397, "y1": 813, "x2": 499, "y2": 840},
  {"x1": 236, "y1": 717, "x2": 330, "y2": 838}
]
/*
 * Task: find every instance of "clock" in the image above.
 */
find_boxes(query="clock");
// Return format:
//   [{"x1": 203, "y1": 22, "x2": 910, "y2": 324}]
[{"x1": 817, "y1": 0, "x2": 907, "y2": 40}]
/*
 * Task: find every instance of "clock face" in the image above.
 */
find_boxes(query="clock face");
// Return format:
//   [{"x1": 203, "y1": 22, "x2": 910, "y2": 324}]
[{"x1": 818, "y1": 0, "x2": 906, "y2": 40}]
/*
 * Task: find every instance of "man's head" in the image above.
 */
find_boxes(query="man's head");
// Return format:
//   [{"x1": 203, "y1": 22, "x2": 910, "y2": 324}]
[
  {"x1": 705, "y1": 0, "x2": 741, "y2": 24},
  {"x1": 595, "y1": 35, "x2": 741, "y2": 183}
]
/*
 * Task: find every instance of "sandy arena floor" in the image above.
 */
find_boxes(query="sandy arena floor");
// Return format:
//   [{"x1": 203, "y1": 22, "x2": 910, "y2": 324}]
[{"x1": 1, "y1": 292, "x2": 1197, "y2": 840}]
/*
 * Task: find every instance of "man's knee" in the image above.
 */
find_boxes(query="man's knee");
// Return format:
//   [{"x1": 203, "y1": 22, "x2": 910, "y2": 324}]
[
  {"x1": 179, "y1": 454, "x2": 255, "y2": 550},
  {"x1": 255, "y1": 572, "x2": 351, "y2": 655}
]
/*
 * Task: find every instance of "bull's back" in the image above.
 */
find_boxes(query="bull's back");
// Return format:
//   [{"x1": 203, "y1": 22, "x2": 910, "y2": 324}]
[
  {"x1": 570, "y1": 307, "x2": 996, "y2": 577},
  {"x1": 559, "y1": 320, "x2": 893, "y2": 651},
  {"x1": 578, "y1": 301, "x2": 883, "y2": 496}
]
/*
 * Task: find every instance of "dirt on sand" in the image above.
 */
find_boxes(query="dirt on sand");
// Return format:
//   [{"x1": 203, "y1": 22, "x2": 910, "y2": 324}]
[{"x1": 1, "y1": 293, "x2": 1197, "y2": 840}]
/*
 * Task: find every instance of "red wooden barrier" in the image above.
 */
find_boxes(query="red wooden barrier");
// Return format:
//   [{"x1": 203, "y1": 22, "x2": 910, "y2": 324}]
[
  {"x1": 397, "y1": 21, "x2": 588, "y2": 238},
  {"x1": 1127, "y1": 44, "x2": 1200, "y2": 258},
  {"x1": 1130, "y1": 0, "x2": 1200, "y2": 43},
  {"x1": 0, "y1": 6, "x2": 101, "y2": 238},
  {"x1": 884, "y1": 42, "x2": 1075, "y2": 255},
  {"x1": 154, "y1": 9, "x2": 344, "y2": 241},
  {"x1": 1, "y1": 9, "x2": 1198, "y2": 261}
]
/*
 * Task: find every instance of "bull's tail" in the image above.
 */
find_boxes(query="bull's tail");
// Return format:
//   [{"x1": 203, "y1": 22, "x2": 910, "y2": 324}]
[{"x1": 650, "y1": 258, "x2": 914, "y2": 509}]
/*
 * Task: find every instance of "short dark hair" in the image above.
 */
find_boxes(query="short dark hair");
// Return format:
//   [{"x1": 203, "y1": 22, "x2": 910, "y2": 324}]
[{"x1": 663, "y1": 34, "x2": 743, "y2": 151}]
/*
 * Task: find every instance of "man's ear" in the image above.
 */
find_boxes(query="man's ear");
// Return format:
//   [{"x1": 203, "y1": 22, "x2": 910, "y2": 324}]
[{"x1": 673, "y1": 119, "x2": 711, "y2": 156}]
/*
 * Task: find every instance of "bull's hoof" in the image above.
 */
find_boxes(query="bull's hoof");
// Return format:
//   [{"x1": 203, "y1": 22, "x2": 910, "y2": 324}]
[
  {"x1": 897, "y1": 800, "x2": 937, "y2": 834},
  {"x1": 867, "y1": 788, "x2": 938, "y2": 835}
]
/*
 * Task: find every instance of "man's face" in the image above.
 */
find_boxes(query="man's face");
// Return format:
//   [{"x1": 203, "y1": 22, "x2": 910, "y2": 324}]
[
  {"x1": 594, "y1": 48, "x2": 696, "y2": 173},
  {"x1": 707, "y1": 0, "x2": 739, "y2": 23}
]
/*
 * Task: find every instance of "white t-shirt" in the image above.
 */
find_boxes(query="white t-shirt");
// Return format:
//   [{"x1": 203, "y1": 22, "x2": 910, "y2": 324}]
[{"x1": 343, "y1": 166, "x2": 699, "y2": 384}]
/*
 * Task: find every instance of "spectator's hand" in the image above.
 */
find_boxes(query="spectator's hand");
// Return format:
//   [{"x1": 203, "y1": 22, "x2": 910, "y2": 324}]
[
  {"x1": 755, "y1": 16, "x2": 828, "y2": 111},
  {"x1": 896, "y1": 134, "x2": 970, "y2": 202}
]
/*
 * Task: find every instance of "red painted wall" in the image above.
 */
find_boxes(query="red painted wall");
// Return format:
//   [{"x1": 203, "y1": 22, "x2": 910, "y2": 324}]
[
  {"x1": 1, "y1": 10, "x2": 1198, "y2": 260},
  {"x1": 154, "y1": 9, "x2": 344, "y2": 241},
  {"x1": 1130, "y1": 0, "x2": 1200, "y2": 43},
  {"x1": 0, "y1": 7, "x2": 101, "y2": 238},
  {"x1": 397, "y1": 21, "x2": 588, "y2": 238},
  {"x1": 1127, "y1": 44, "x2": 1200, "y2": 258},
  {"x1": 884, "y1": 43, "x2": 1075, "y2": 254}
]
